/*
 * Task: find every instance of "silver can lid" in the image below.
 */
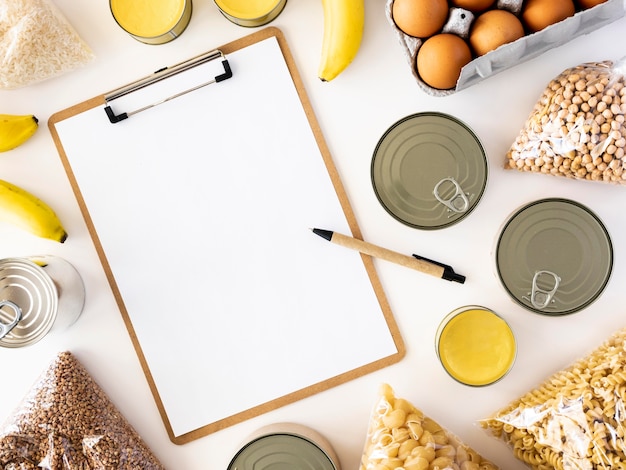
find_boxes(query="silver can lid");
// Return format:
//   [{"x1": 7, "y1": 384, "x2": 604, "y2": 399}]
[
  {"x1": 228, "y1": 423, "x2": 340, "y2": 470},
  {"x1": 496, "y1": 198, "x2": 613, "y2": 315},
  {"x1": 371, "y1": 112, "x2": 488, "y2": 230},
  {"x1": 0, "y1": 258, "x2": 58, "y2": 348}
]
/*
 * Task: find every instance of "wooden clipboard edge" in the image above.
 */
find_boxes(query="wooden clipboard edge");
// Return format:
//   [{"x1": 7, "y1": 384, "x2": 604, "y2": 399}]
[
  {"x1": 48, "y1": 26, "x2": 406, "y2": 446},
  {"x1": 48, "y1": 95, "x2": 179, "y2": 445}
]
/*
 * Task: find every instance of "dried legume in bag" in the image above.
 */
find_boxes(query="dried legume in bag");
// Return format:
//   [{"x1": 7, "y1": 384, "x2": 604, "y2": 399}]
[{"x1": 505, "y1": 58, "x2": 626, "y2": 185}]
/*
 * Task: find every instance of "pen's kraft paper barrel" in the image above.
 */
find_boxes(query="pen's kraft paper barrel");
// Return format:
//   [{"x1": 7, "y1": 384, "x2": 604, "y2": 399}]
[
  {"x1": 228, "y1": 423, "x2": 341, "y2": 470},
  {"x1": 214, "y1": 0, "x2": 286, "y2": 27},
  {"x1": 0, "y1": 256, "x2": 85, "y2": 348},
  {"x1": 110, "y1": 0, "x2": 192, "y2": 44},
  {"x1": 436, "y1": 306, "x2": 516, "y2": 386}
]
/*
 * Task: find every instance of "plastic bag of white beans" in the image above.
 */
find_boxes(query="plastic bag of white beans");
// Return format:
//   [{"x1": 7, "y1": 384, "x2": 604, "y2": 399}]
[
  {"x1": 359, "y1": 384, "x2": 500, "y2": 470},
  {"x1": 480, "y1": 326, "x2": 626, "y2": 470},
  {"x1": 505, "y1": 58, "x2": 626, "y2": 185},
  {"x1": 0, "y1": 351, "x2": 165, "y2": 469}
]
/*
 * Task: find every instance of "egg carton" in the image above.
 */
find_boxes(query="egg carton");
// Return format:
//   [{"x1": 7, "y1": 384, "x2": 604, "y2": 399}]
[{"x1": 386, "y1": 0, "x2": 626, "y2": 96}]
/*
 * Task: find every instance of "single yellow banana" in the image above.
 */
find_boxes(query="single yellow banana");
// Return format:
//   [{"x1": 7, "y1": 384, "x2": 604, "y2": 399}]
[
  {"x1": 0, "y1": 179, "x2": 67, "y2": 243},
  {"x1": 318, "y1": 0, "x2": 365, "y2": 82},
  {"x1": 0, "y1": 114, "x2": 39, "y2": 152}
]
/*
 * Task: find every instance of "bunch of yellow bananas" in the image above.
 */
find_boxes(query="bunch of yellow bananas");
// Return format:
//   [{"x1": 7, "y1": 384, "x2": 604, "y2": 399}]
[{"x1": 318, "y1": 0, "x2": 365, "y2": 82}]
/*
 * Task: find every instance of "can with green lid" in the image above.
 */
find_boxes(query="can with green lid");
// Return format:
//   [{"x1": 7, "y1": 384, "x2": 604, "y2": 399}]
[
  {"x1": 495, "y1": 198, "x2": 613, "y2": 315},
  {"x1": 228, "y1": 423, "x2": 340, "y2": 470},
  {"x1": 371, "y1": 112, "x2": 488, "y2": 230}
]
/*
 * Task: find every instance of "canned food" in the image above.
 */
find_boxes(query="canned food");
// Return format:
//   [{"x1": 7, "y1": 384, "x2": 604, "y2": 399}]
[
  {"x1": 496, "y1": 198, "x2": 613, "y2": 315},
  {"x1": 110, "y1": 0, "x2": 192, "y2": 45},
  {"x1": 228, "y1": 423, "x2": 340, "y2": 470},
  {"x1": 371, "y1": 112, "x2": 488, "y2": 230},
  {"x1": 436, "y1": 306, "x2": 516, "y2": 386},
  {"x1": 0, "y1": 256, "x2": 85, "y2": 348},
  {"x1": 214, "y1": 0, "x2": 287, "y2": 27}
]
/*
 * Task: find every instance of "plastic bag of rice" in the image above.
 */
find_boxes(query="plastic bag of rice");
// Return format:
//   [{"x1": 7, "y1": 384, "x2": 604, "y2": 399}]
[
  {"x1": 0, "y1": 351, "x2": 165, "y2": 469},
  {"x1": 0, "y1": 0, "x2": 94, "y2": 89}
]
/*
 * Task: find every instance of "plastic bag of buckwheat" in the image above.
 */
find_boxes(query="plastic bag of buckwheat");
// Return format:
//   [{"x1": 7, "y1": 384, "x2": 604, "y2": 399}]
[
  {"x1": 505, "y1": 58, "x2": 626, "y2": 185},
  {"x1": 0, "y1": 351, "x2": 165, "y2": 469}
]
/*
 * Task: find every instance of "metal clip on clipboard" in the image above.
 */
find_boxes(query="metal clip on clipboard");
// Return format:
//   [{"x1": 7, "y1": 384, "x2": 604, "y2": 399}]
[{"x1": 104, "y1": 49, "x2": 233, "y2": 123}]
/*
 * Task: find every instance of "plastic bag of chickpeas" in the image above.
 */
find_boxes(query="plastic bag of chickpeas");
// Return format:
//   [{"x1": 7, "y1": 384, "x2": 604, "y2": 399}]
[
  {"x1": 505, "y1": 57, "x2": 626, "y2": 184},
  {"x1": 359, "y1": 384, "x2": 500, "y2": 470}
]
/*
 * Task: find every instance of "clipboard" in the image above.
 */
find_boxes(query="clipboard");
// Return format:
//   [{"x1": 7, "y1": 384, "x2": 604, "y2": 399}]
[{"x1": 49, "y1": 27, "x2": 405, "y2": 444}]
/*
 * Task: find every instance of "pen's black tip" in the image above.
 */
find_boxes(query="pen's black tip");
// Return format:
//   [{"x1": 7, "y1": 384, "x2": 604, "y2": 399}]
[{"x1": 312, "y1": 228, "x2": 333, "y2": 242}]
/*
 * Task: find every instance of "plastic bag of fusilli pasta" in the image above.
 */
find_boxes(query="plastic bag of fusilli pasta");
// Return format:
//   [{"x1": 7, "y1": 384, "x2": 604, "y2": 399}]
[
  {"x1": 360, "y1": 384, "x2": 500, "y2": 470},
  {"x1": 480, "y1": 326, "x2": 626, "y2": 470}
]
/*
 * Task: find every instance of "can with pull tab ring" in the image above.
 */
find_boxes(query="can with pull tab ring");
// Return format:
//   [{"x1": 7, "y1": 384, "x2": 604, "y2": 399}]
[{"x1": 0, "y1": 256, "x2": 85, "y2": 348}]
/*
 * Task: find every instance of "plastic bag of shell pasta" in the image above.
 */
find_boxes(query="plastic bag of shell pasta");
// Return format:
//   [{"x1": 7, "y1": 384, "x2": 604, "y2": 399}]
[
  {"x1": 505, "y1": 58, "x2": 626, "y2": 185},
  {"x1": 360, "y1": 384, "x2": 499, "y2": 470},
  {"x1": 480, "y1": 326, "x2": 626, "y2": 470},
  {"x1": 0, "y1": 351, "x2": 165, "y2": 469},
  {"x1": 0, "y1": 0, "x2": 94, "y2": 89}
]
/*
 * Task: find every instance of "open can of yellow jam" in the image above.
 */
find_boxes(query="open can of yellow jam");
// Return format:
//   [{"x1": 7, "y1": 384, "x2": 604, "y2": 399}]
[
  {"x1": 214, "y1": 0, "x2": 287, "y2": 27},
  {"x1": 110, "y1": 0, "x2": 192, "y2": 44},
  {"x1": 228, "y1": 422, "x2": 341, "y2": 470},
  {"x1": 435, "y1": 305, "x2": 516, "y2": 386}
]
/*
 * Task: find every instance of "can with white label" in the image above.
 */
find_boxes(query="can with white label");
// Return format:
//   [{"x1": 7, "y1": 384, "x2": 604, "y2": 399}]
[{"x1": 0, "y1": 256, "x2": 85, "y2": 348}]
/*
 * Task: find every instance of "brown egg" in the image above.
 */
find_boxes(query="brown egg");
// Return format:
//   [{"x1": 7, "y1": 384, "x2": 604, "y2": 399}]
[
  {"x1": 469, "y1": 10, "x2": 525, "y2": 56},
  {"x1": 449, "y1": 0, "x2": 495, "y2": 12},
  {"x1": 522, "y1": 0, "x2": 575, "y2": 33},
  {"x1": 416, "y1": 34, "x2": 472, "y2": 90},
  {"x1": 576, "y1": 0, "x2": 607, "y2": 9},
  {"x1": 392, "y1": 0, "x2": 449, "y2": 38}
]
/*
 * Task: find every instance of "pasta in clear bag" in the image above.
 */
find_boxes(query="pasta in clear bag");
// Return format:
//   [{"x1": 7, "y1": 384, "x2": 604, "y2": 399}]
[
  {"x1": 481, "y1": 326, "x2": 626, "y2": 470},
  {"x1": 505, "y1": 58, "x2": 626, "y2": 185},
  {"x1": 0, "y1": 0, "x2": 94, "y2": 89},
  {"x1": 0, "y1": 351, "x2": 165, "y2": 469},
  {"x1": 360, "y1": 384, "x2": 499, "y2": 470}
]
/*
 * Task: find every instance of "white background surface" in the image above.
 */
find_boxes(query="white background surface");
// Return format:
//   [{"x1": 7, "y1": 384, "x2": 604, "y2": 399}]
[{"x1": 1, "y1": 1, "x2": 626, "y2": 469}]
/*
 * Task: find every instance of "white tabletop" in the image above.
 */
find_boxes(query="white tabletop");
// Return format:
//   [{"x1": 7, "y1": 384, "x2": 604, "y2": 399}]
[{"x1": 1, "y1": 1, "x2": 626, "y2": 469}]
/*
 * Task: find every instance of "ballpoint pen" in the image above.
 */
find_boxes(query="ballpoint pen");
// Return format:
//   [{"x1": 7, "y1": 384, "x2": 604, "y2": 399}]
[{"x1": 311, "y1": 228, "x2": 465, "y2": 284}]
